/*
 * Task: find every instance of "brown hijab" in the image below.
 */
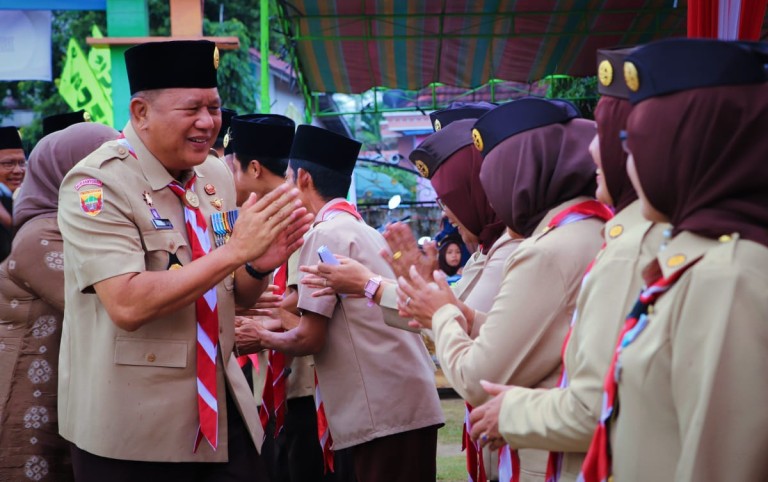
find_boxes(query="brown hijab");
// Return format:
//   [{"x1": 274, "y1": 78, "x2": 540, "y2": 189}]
[
  {"x1": 594, "y1": 96, "x2": 636, "y2": 212},
  {"x1": 627, "y1": 83, "x2": 768, "y2": 247},
  {"x1": 431, "y1": 144, "x2": 505, "y2": 254},
  {"x1": 479, "y1": 119, "x2": 598, "y2": 237},
  {"x1": 13, "y1": 123, "x2": 119, "y2": 228}
]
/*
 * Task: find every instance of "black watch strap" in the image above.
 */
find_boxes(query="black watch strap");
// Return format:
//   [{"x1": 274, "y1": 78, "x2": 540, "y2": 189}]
[{"x1": 244, "y1": 262, "x2": 272, "y2": 280}]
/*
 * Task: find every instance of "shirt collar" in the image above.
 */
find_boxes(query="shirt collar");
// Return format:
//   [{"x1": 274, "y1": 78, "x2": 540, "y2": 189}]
[{"x1": 123, "y1": 122, "x2": 205, "y2": 191}]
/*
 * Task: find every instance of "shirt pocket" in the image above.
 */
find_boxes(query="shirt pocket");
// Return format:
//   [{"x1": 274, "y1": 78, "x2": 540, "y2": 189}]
[
  {"x1": 141, "y1": 230, "x2": 188, "y2": 272},
  {"x1": 113, "y1": 337, "x2": 188, "y2": 368}
]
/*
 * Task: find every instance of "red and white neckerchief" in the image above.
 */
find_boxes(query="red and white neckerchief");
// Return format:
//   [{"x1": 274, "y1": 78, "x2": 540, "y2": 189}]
[
  {"x1": 578, "y1": 257, "x2": 701, "y2": 482},
  {"x1": 117, "y1": 133, "x2": 221, "y2": 451},
  {"x1": 271, "y1": 264, "x2": 288, "y2": 436},
  {"x1": 167, "y1": 175, "x2": 221, "y2": 452},
  {"x1": 311, "y1": 199, "x2": 362, "y2": 473},
  {"x1": 545, "y1": 246, "x2": 604, "y2": 482},
  {"x1": 319, "y1": 199, "x2": 363, "y2": 223},
  {"x1": 250, "y1": 263, "x2": 289, "y2": 438},
  {"x1": 463, "y1": 403, "x2": 488, "y2": 482},
  {"x1": 481, "y1": 200, "x2": 614, "y2": 482},
  {"x1": 315, "y1": 371, "x2": 335, "y2": 474}
]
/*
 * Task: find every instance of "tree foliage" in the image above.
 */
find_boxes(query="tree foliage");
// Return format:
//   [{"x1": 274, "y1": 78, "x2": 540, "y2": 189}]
[{"x1": 0, "y1": 1, "x2": 264, "y2": 148}]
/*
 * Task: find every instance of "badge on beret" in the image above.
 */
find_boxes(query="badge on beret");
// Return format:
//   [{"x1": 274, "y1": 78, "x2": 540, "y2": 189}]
[
  {"x1": 471, "y1": 128, "x2": 484, "y2": 152},
  {"x1": 213, "y1": 46, "x2": 220, "y2": 70},
  {"x1": 414, "y1": 160, "x2": 429, "y2": 178},
  {"x1": 433, "y1": 119, "x2": 442, "y2": 131},
  {"x1": 624, "y1": 61, "x2": 640, "y2": 92},
  {"x1": 223, "y1": 128, "x2": 231, "y2": 148},
  {"x1": 598, "y1": 60, "x2": 614, "y2": 87},
  {"x1": 79, "y1": 188, "x2": 103, "y2": 216},
  {"x1": 83, "y1": 111, "x2": 92, "y2": 122}
]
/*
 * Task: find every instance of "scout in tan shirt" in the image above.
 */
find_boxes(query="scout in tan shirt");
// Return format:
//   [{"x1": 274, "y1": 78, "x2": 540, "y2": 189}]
[
  {"x1": 589, "y1": 39, "x2": 768, "y2": 482},
  {"x1": 399, "y1": 98, "x2": 608, "y2": 482},
  {"x1": 227, "y1": 113, "x2": 330, "y2": 482},
  {"x1": 56, "y1": 41, "x2": 312, "y2": 480},
  {"x1": 245, "y1": 125, "x2": 444, "y2": 482}
]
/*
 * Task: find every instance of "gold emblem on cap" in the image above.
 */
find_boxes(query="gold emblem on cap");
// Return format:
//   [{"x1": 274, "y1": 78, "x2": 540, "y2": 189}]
[
  {"x1": 667, "y1": 254, "x2": 686, "y2": 268},
  {"x1": 624, "y1": 61, "x2": 640, "y2": 92},
  {"x1": 471, "y1": 128, "x2": 484, "y2": 152},
  {"x1": 223, "y1": 128, "x2": 231, "y2": 148},
  {"x1": 213, "y1": 46, "x2": 220, "y2": 70},
  {"x1": 433, "y1": 119, "x2": 442, "y2": 131},
  {"x1": 414, "y1": 160, "x2": 429, "y2": 178},
  {"x1": 83, "y1": 111, "x2": 92, "y2": 122},
  {"x1": 598, "y1": 60, "x2": 614, "y2": 87},
  {"x1": 608, "y1": 224, "x2": 624, "y2": 238},
  {"x1": 169, "y1": 263, "x2": 182, "y2": 270}
]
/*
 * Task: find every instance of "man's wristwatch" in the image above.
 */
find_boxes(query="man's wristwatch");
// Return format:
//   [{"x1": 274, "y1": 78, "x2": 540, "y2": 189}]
[
  {"x1": 244, "y1": 262, "x2": 272, "y2": 280},
  {"x1": 364, "y1": 275, "x2": 382, "y2": 300}
]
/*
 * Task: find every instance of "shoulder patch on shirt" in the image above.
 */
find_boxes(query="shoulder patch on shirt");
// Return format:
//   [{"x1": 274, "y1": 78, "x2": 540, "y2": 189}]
[{"x1": 79, "y1": 188, "x2": 103, "y2": 216}]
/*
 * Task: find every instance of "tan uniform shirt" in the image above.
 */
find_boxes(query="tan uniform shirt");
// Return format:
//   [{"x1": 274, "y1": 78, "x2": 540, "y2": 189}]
[
  {"x1": 284, "y1": 250, "x2": 316, "y2": 400},
  {"x1": 498, "y1": 202, "x2": 666, "y2": 481},
  {"x1": 297, "y1": 199, "x2": 444, "y2": 450},
  {"x1": 57, "y1": 124, "x2": 263, "y2": 462},
  {"x1": 433, "y1": 198, "x2": 605, "y2": 481},
  {"x1": 611, "y1": 231, "x2": 768, "y2": 482}
]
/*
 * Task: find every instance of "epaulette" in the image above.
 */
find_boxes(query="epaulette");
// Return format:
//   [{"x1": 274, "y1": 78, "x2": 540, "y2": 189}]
[{"x1": 80, "y1": 140, "x2": 131, "y2": 169}]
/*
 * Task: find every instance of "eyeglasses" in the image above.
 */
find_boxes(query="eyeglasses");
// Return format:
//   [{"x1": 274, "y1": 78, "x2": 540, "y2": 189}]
[
  {"x1": 619, "y1": 130, "x2": 630, "y2": 155},
  {"x1": 0, "y1": 160, "x2": 26, "y2": 171}
]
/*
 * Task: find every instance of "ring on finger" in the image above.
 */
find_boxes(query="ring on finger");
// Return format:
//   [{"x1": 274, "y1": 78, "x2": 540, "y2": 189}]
[
  {"x1": 393, "y1": 251, "x2": 402, "y2": 260},
  {"x1": 480, "y1": 433, "x2": 489, "y2": 443},
  {"x1": 405, "y1": 296, "x2": 412, "y2": 307}
]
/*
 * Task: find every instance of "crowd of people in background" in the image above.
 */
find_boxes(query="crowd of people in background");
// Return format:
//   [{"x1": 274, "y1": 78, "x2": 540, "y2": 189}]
[{"x1": 0, "y1": 36, "x2": 766, "y2": 482}]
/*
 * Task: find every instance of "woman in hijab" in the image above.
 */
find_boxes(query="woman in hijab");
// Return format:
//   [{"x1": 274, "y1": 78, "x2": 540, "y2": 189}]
[
  {"x1": 578, "y1": 38, "x2": 768, "y2": 482},
  {"x1": 437, "y1": 235, "x2": 464, "y2": 280},
  {"x1": 0, "y1": 123, "x2": 119, "y2": 481},
  {"x1": 466, "y1": 48, "x2": 669, "y2": 482},
  {"x1": 398, "y1": 97, "x2": 610, "y2": 481}
]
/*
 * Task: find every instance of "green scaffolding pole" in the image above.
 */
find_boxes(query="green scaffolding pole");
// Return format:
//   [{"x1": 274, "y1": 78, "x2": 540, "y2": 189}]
[{"x1": 260, "y1": 0, "x2": 270, "y2": 114}]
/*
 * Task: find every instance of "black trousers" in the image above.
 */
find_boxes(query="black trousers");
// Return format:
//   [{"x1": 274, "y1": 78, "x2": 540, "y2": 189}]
[
  {"x1": 262, "y1": 396, "x2": 354, "y2": 482},
  {"x1": 70, "y1": 389, "x2": 270, "y2": 482}
]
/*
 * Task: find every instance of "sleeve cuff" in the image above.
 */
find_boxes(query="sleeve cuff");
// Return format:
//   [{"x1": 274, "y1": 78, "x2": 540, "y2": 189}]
[{"x1": 75, "y1": 253, "x2": 145, "y2": 292}]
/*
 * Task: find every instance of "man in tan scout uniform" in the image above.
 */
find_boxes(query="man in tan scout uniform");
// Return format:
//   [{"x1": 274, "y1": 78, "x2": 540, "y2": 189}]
[
  {"x1": 56, "y1": 40, "x2": 311, "y2": 481},
  {"x1": 227, "y1": 113, "x2": 330, "y2": 481},
  {"x1": 240, "y1": 124, "x2": 444, "y2": 482}
]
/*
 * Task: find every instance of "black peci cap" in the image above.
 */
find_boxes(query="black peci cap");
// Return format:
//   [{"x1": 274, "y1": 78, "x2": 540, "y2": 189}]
[
  {"x1": 596, "y1": 46, "x2": 640, "y2": 99},
  {"x1": 471, "y1": 98, "x2": 581, "y2": 157},
  {"x1": 0, "y1": 126, "x2": 23, "y2": 150},
  {"x1": 289, "y1": 125, "x2": 361, "y2": 177},
  {"x1": 230, "y1": 114, "x2": 295, "y2": 176},
  {"x1": 429, "y1": 101, "x2": 496, "y2": 132},
  {"x1": 625, "y1": 39, "x2": 768, "y2": 104},
  {"x1": 42, "y1": 110, "x2": 91, "y2": 137},
  {"x1": 409, "y1": 118, "x2": 475, "y2": 179},
  {"x1": 125, "y1": 40, "x2": 219, "y2": 95},
  {"x1": 217, "y1": 108, "x2": 237, "y2": 153}
]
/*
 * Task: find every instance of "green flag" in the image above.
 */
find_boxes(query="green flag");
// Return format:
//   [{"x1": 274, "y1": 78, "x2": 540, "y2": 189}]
[{"x1": 58, "y1": 37, "x2": 113, "y2": 126}]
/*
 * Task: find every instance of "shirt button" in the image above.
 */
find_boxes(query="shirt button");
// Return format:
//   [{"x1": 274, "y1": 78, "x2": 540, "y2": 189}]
[
  {"x1": 117, "y1": 147, "x2": 127, "y2": 156},
  {"x1": 146, "y1": 353, "x2": 156, "y2": 363}
]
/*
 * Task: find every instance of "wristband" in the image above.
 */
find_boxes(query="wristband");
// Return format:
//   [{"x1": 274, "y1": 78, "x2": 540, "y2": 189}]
[{"x1": 244, "y1": 262, "x2": 272, "y2": 280}]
